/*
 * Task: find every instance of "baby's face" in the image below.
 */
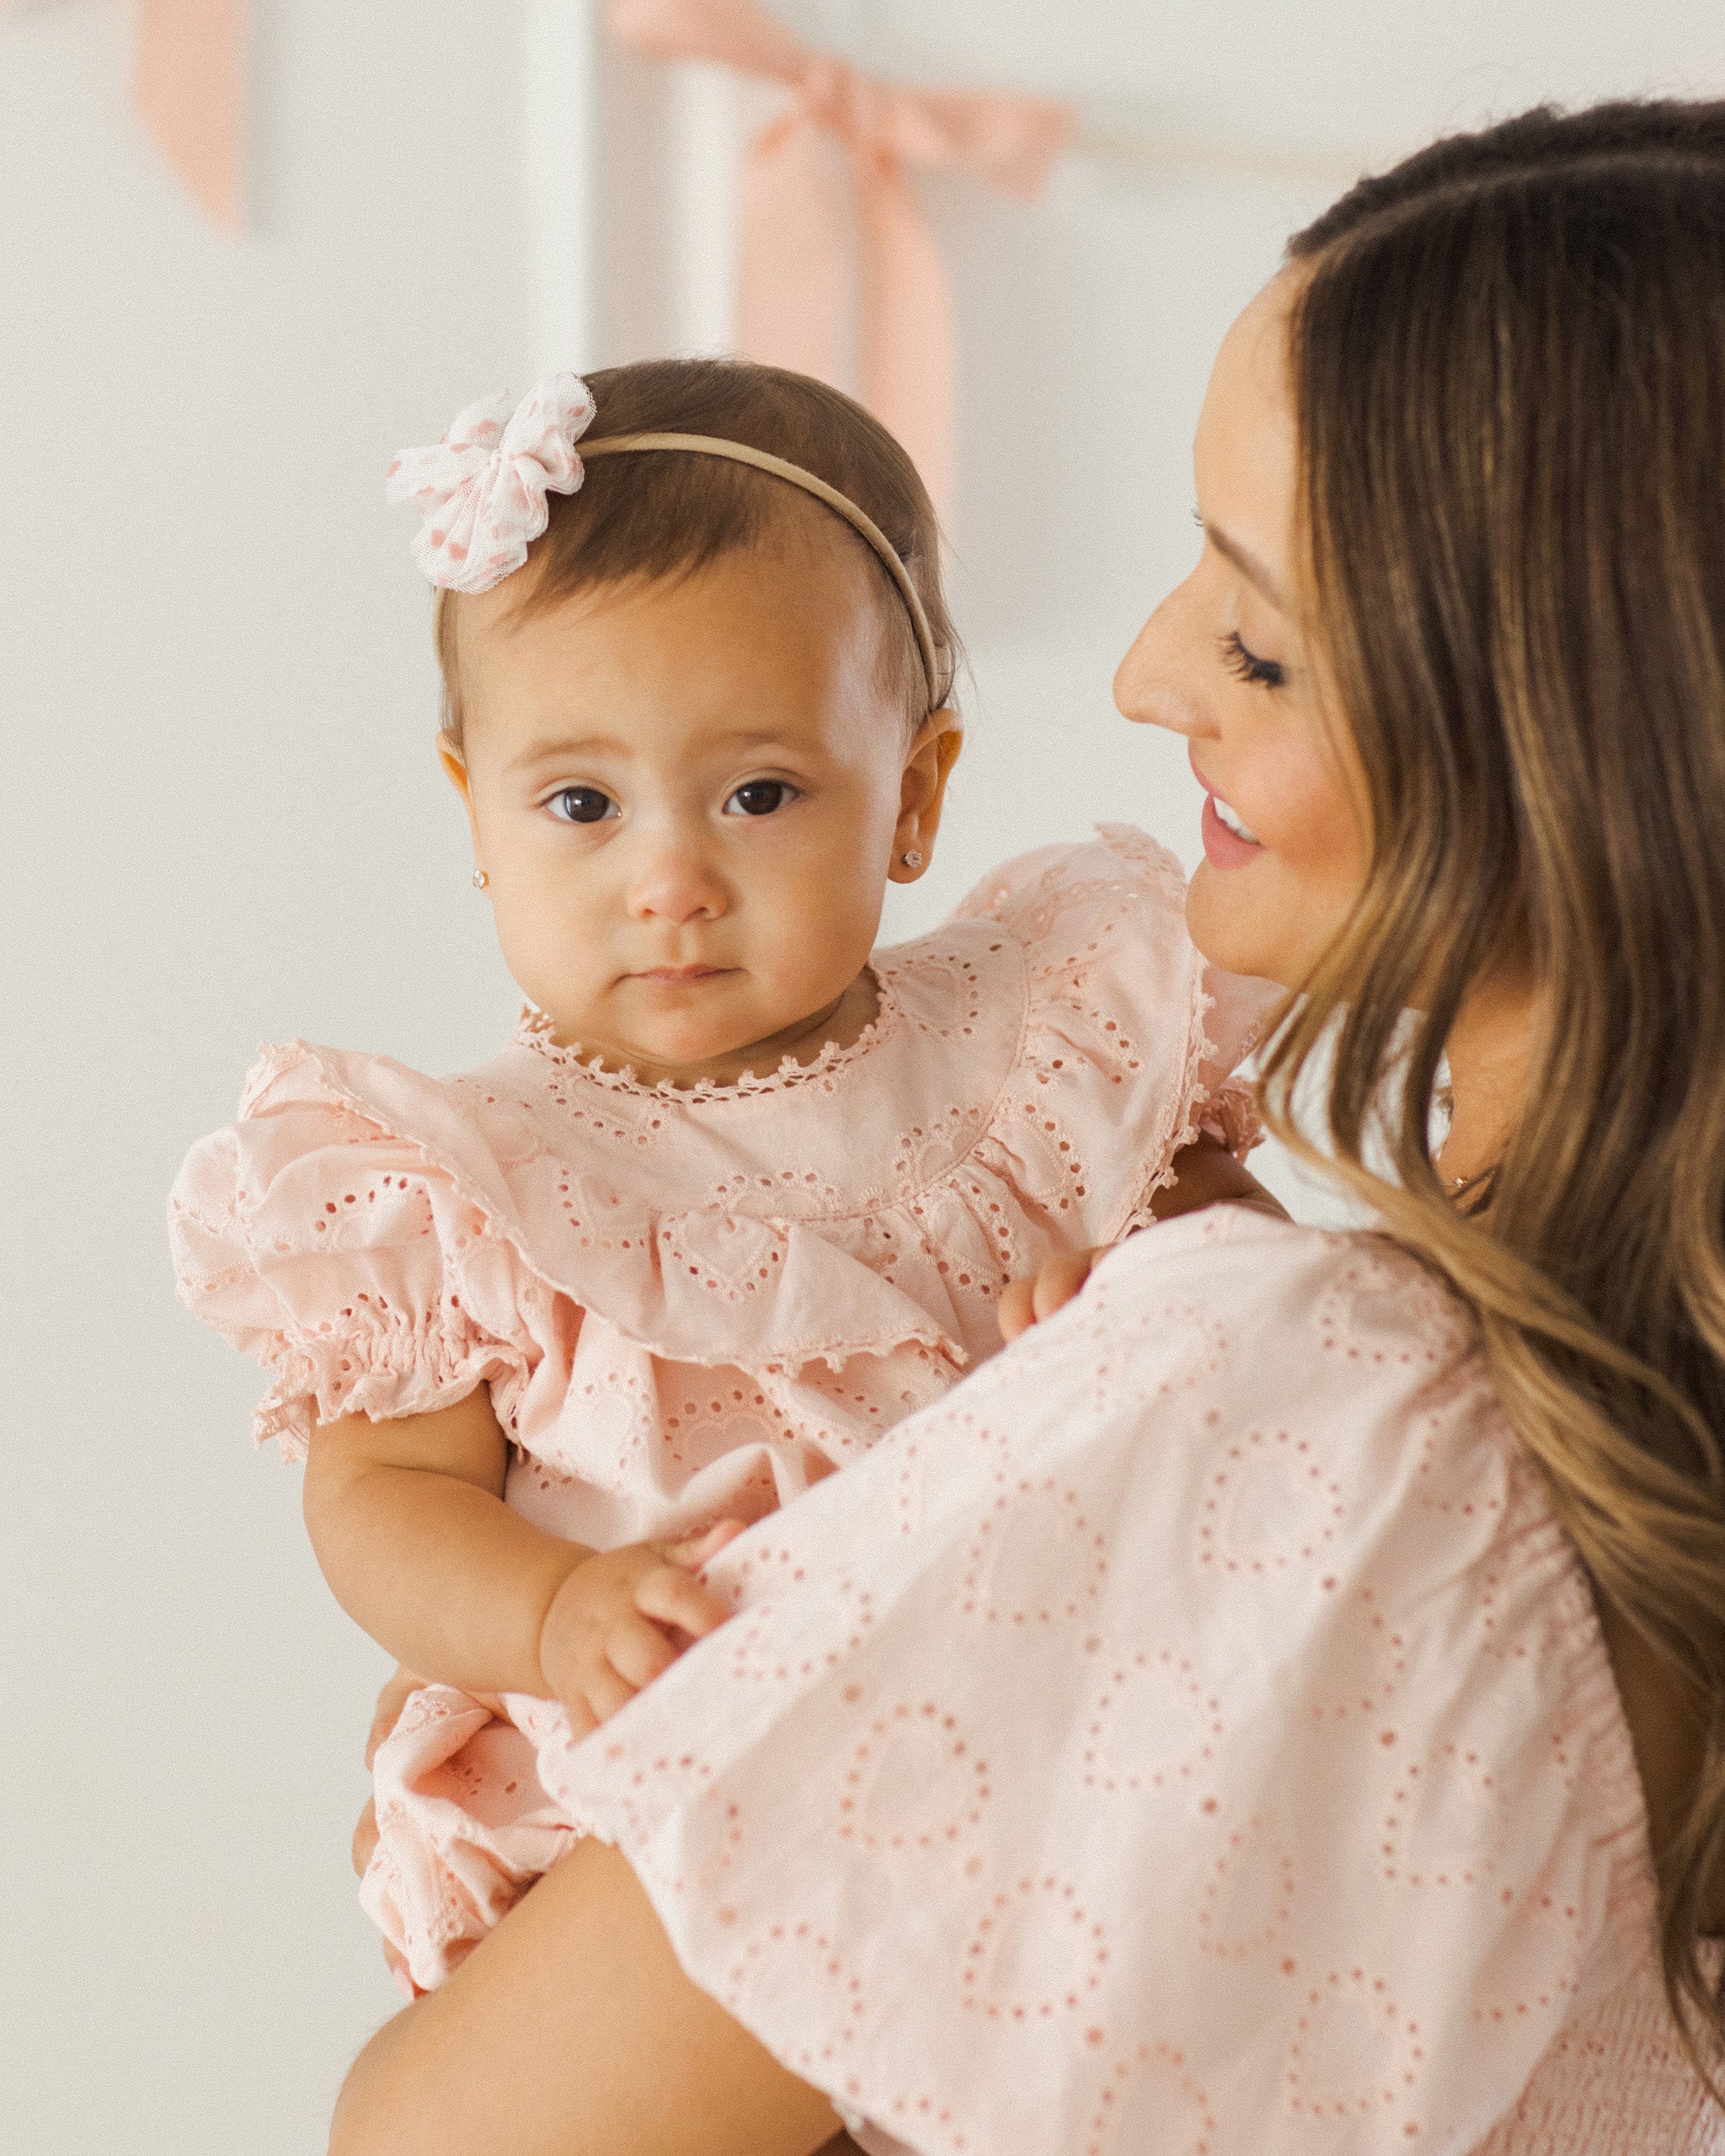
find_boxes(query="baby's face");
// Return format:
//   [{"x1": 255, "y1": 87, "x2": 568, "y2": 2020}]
[{"x1": 448, "y1": 531, "x2": 953, "y2": 1084}]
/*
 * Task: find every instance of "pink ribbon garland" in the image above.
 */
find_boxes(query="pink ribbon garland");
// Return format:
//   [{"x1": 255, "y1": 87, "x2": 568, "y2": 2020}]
[
  {"x1": 134, "y1": 0, "x2": 246, "y2": 232},
  {"x1": 609, "y1": 0, "x2": 1073, "y2": 516},
  {"x1": 4, "y1": 0, "x2": 245, "y2": 232}
]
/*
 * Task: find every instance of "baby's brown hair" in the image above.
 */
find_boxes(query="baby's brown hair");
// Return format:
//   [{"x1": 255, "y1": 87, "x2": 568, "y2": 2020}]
[{"x1": 435, "y1": 359, "x2": 959, "y2": 749}]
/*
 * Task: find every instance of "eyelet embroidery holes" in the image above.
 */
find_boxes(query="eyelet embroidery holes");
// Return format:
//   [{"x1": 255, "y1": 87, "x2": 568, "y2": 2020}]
[
  {"x1": 723, "y1": 1556, "x2": 876, "y2": 1683},
  {"x1": 1196, "y1": 1813, "x2": 1297, "y2": 1963},
  {"x1": 1282, "y1": 1967, "x2": 1428, "y2": 2132},
  {"x1": 660, "y1": 1379, "x2": 791, "y2": 1472},
  {"x1": 1081, "y1": 1648, "x2": 1224, "y2": 1797},
  {"x1": 890, "y1": 947, "x2": 987, "y2": 1042},
  {"x1": 1316, "y1": 1248, "x2": 1469, "y2": 1372},
  {"x1": 658, "y1": 1214, "x2": 788, "y2": 1300},
  {"x1": 723, "y1": 1919, "x2": 865, "y2": 2071},
  {"x1": 959, "y1": 1875, "x2": 1108, "y2": 2020},
  {"x1": 961, "y1": 1476, "x2": 1108, "y2": 1626},
  {"x1": 1083, "y1": 2041, "x2": 1217, "y2": 2156},
  {"x1": 1195, "y1": 1428, "x2": 1346, "y2": 1576},
  {"x1": 889, "y1": 1103, "x2": 987, "y2": 1187},
  {"x1": 1305, "y1": 1585, "x2": 1409, "y2": 1726},
  {"x1": 836, "y1": 1700, "x2": 992, "y2": 1855},
  {"x1": 708, "y1": 1166, "x2": 845, "y2": 1220}
]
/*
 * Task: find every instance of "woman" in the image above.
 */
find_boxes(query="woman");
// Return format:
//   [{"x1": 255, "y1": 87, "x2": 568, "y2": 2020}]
[{"x1": 329, "y1": 100, "x2": 1725, "y2": 2153}]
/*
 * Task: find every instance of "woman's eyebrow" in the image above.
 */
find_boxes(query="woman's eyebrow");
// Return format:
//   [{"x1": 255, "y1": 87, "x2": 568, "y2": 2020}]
[{"x1": 1202, "y1": 520, "x2": 1287, "y2": 612}]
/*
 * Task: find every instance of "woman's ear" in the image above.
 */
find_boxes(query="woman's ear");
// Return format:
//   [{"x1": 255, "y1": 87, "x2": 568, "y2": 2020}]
[{"x1": 889, "y1": 709, "x2": 964, "y2": 883}]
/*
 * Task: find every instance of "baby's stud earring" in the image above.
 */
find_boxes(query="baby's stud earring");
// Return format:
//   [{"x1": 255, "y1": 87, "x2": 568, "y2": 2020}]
[
  {"x1": 471, "y1": 867, "x2": 489, "y2": 890},
  {"x1": 900, "y1": 848, "x2": 923, "y2": 868}
]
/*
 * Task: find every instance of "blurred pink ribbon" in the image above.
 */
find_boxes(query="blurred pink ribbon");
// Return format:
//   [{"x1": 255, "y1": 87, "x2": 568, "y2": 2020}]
[
  {"x1": 3, "y1": 0, "x2": 245, "y2": 230},
  {"x1": 135, "y1": 0, "x2": 246, "y2": 232},
  {"x1": 609, "y1": 0, "x2": 1073, "y2": 515}
]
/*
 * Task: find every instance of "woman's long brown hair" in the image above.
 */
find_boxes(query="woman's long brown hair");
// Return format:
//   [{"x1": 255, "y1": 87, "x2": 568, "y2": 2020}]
[{"x1": 1263, "y1": 100, "x2": 1725, "y2": 2083}]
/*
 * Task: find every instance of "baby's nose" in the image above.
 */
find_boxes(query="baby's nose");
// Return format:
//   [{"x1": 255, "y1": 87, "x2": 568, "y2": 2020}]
[{"x1": 627, "y1": 836, "x2": 729, "y2": 925}]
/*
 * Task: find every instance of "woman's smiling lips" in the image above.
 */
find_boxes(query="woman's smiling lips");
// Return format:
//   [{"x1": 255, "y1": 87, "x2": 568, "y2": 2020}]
[{"x1": 1190, "y1": 752, "x2": 1266, "y2": 871}]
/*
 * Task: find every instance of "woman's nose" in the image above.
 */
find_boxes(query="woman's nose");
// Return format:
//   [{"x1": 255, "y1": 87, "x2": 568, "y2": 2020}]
[
  {"x1": 626, "y1": 832, "x2": 729, "y2": 926},
  {"x1": 1114, "y1": 579, "x2": 1213, "y2": 739}
]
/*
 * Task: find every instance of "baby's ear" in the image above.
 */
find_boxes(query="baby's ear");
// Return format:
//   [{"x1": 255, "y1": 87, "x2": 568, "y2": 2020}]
[
  {"x1": 437, "y1": 733, "x2": 471, "y2": 802},
  {"x1": 890, "y1": 709, "x2": 964, "y2": 880}
]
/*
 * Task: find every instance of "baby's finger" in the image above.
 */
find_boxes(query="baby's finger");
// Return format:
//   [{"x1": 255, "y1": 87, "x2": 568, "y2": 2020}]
[
  {"x1": 561, "y1": 1693, "x2": 600, "y2": 1746},
  {"x1": 664, "y1": 1518, "x2": 746, "y2": 1572},
  {"x1": 583, "y1": 1659, "x2": 642, "y2": 1726},
  {"x1": 635, "y1": 1561, "x2": 734, "y2": 1641},
  {"x1": 1031, "y1": 1247, "x2": 1098, "y2": 1324},
  {"x1": 606, "y1": 1611, "x2": 682, "y2": 1692},
  {"x1": 997, "y1": 1274, "x2": 1037, "y2": 1343}
]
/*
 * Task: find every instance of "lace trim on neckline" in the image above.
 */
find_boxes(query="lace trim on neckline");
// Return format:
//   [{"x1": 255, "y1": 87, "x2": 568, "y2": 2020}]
[{"x1": 512, "y1": 972, "x2": 901, "y2": 1102}]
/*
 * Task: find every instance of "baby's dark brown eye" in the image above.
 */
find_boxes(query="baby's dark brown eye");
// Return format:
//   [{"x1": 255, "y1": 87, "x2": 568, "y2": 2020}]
[
  {"x1": 725, "y1": 781, "x2": 793, "y2": 817},
  {"x1": 547, "y1": 787, "x2": 615, "y2": 825}
]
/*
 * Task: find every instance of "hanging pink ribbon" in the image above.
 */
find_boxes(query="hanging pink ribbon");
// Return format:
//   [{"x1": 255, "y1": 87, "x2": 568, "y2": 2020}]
[
  {"x1": 609, "y1": 0, "x2": 1073, "y2": 515},
  {"x1": 4, "y1": 0, "x2": 245, "y2": 231},
  {"x1": 134, "y1": 0, "x2": 247, "y2": 232}
]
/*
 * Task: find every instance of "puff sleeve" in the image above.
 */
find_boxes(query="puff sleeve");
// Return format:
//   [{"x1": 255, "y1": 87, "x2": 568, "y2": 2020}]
[
  {"x1": 953, "y1": 825, "x2": 1273, "y2": 1221},
  {"x1": 168, "y1": 1044, "x2": 545, "y2": 1461},
  {"x1": 542, "y1": 1212, "x2": 1651, "y2": 2156}
]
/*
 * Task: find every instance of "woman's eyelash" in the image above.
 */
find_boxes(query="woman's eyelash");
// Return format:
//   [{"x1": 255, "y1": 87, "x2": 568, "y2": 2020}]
[{"x1": 1217, "y1": 631, "x2": 1285, "y2": 690}]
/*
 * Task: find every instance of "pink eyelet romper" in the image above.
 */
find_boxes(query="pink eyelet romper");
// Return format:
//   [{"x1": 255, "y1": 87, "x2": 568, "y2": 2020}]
[{"x1": 172, "y1": 828, "x2": 1276, "y2": 1988}]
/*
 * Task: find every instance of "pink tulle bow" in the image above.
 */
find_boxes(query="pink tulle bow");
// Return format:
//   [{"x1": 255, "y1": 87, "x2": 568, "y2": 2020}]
[
  {"x1": 386, "y1": 375, "x2": 598, "y2": 596},
  {"x1": 608, "y1": 0, "x2": 1074, "y2": 517}
]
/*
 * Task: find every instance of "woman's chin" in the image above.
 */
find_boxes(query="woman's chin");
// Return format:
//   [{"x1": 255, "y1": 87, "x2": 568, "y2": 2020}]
[{"x1": 1184, "y1": 862, "x2": 1292, "y2": 987}]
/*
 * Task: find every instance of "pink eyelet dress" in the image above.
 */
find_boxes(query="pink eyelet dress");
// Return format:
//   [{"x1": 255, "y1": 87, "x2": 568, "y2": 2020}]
[
  {"x1": 170, "y1": 828, "x2": 1277, "y2": 1991},
  {"x1": 542, "y1": 1212, "x2": 1724, "y2": 2156}
]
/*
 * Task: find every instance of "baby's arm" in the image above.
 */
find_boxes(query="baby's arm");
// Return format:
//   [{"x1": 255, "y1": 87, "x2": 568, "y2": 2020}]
[{"x1": 304, "y1": 1391, "x2": 739, "y2": 1732}]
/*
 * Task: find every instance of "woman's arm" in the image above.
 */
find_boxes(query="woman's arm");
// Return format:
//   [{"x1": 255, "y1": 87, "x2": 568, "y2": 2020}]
[
  {"x1": 329, "y1": 1839, "x2": 840, "y2": 2156},
  {"x1": 304, "y1": 1392, "x2": 736, "y2": 1720}
]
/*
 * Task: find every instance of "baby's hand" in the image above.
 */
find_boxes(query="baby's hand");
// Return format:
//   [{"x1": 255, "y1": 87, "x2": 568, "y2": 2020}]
[
  {"x1": 998, "y1": 1246, "x2": 1109, "y2": 1343},
  {"x1": 539, "y1": 1521, "x2": 743, "y2": 1738}
]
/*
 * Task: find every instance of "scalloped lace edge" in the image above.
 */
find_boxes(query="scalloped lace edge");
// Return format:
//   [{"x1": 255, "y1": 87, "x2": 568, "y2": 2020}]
[{"x1": 512, "y1": 974, "x2": 901, "y2": 1102}]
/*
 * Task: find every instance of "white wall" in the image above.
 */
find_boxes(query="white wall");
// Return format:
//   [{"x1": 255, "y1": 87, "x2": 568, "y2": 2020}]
[
  {"x1": 3, "y1": 6, "x2": 532, "y2": 2151},
  {"x1": 7, "y1": 5, "x2": 1725, "y2": 2153}
]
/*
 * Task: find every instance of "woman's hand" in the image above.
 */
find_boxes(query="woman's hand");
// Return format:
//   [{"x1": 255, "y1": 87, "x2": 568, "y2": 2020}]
[
  {"x1": 537, "y1": 1522, "x2": 744, "y2": 1738},
  {"x1": 998, "y1": 1134, "x2": 1288, "y2": 1344},
  {"x1": 998, "y1": 1246, "x2": 1103, "y2": 1343}
]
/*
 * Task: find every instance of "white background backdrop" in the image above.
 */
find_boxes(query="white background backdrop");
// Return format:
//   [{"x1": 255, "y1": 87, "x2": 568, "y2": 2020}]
[{"x1": 7, "y1": 4, "x2": 1725, "y2": 2150}]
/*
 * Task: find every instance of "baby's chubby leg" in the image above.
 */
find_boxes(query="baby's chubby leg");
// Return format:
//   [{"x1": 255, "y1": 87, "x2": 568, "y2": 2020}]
[{"x1": 330, "y1": 1838, "x2": 842, "y2": 2156}]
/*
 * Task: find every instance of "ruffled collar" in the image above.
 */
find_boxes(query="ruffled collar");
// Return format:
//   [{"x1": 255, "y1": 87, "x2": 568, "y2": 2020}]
[{"x1": 510, "y1": 968, "x2": 903, "y2": 1102}]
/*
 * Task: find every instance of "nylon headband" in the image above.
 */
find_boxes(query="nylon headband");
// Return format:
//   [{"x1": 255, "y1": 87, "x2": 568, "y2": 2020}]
[{"x1": 579, "y1": 432, "x2": 941, "y2": 711}]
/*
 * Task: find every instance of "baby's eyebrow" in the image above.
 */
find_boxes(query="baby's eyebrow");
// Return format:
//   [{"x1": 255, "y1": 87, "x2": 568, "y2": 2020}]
[
  {"x1": 508, "y1": 734, "x2": 627, "y2": 772},
  {"x1": 507, "y1": 728, "x2": 811, "y2": 775}
]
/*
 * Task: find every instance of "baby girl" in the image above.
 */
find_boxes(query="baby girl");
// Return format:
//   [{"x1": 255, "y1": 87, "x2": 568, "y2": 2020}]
[{"x1": 169, "y1": 359, "x2": 1277, "y2": 1991}]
